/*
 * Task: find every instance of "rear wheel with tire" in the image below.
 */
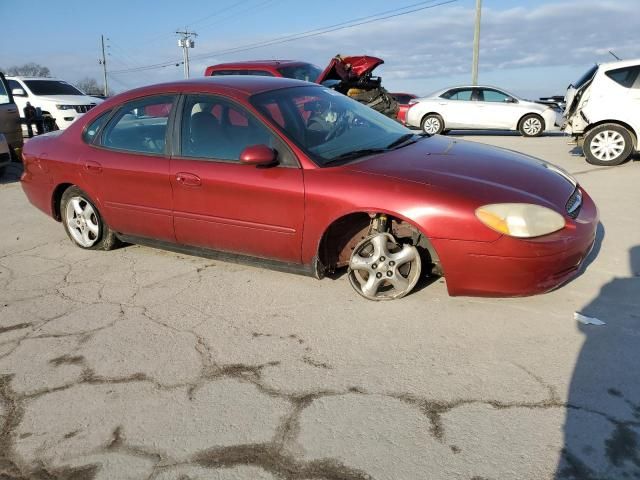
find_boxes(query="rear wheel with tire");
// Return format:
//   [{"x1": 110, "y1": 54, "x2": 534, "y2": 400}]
[
  {"x1": 421, "y1": 114, "x2": 444, "y2": 135},
  {"x1": 518, "y1": 114, "x2": 544, "y2": 137},
  {"x1": 583, "y1": 124, "x2": 634, "y2": 166},
  {"x1": 60, "y1": 186, "x2": 119, "y2": 250}
]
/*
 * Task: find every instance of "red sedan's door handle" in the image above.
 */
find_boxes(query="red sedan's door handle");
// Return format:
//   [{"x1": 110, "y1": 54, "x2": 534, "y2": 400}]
[
  {"x1": 175, "y1": 172, "x2": 201, "y2": 187},
  {"x1": 84, "y1": 160, "x2": 103, "y2": 173}
]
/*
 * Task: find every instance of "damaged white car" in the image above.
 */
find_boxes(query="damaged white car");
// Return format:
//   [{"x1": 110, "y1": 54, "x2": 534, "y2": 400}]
[{"x1": 563, "y1": 59, "x2": 640, "y2": 165}]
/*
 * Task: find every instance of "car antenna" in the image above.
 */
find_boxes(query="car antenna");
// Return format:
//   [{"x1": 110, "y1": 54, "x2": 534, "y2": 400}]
[{"x1": 608, "y1": 50, "x2": 622, "y2": 61}]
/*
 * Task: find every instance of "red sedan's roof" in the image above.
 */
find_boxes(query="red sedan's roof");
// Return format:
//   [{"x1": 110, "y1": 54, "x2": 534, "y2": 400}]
[{"x1": 98, "y1": 76, "x2": 313, "y2": 108}]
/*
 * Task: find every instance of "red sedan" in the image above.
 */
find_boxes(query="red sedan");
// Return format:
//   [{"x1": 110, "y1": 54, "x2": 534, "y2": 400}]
[{"x1": 21, "y1": 76, "x2": 598, "y2": 300}]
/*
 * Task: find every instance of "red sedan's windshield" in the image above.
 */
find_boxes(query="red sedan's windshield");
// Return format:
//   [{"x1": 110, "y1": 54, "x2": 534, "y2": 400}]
[{"x1": 250, "y1": 86, "x2": 413, "y2": 166}]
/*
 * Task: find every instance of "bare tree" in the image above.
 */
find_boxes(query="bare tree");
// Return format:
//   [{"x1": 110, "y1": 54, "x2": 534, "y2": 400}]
[
  {"x1": 76, "y1": 77, "x2": 100, "y2": 95},
  {"x1": 5, "y1": 63, "x2": 51, "y2": 77}
]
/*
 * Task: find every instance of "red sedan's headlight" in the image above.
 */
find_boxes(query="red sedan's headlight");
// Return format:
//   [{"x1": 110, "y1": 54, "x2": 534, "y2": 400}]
[{"x1": 475, "y1": 203, "x2": 566, "y2": 238}]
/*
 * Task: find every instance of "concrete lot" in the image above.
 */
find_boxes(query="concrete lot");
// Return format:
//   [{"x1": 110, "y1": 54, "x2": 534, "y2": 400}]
[{"x1": 0, "y1": 134, "x2": 639, "y2": 480}]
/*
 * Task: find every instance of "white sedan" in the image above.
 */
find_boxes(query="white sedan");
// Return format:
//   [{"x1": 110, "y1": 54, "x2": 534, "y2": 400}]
[{"x1": 405, "y1": 85, "x2": 562, "y2": 137}]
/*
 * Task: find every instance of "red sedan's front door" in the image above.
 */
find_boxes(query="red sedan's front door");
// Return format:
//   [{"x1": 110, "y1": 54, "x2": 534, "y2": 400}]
[
  {"x1": 79, "y1": 95, "x2": 177, "y2": 242},
  {"x1": 170, "y1": 94, "x2": 305, "y2": 263}
]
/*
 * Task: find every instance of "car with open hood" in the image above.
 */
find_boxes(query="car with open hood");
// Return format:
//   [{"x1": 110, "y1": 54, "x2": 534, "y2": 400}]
[
  {"x1": 563, "y1": 59, "x2": 640, "y2": 166},
  {"x1": 205, "y1": 55, "x2": 398, "y2": 118},
  {"x1": 21, "y1": 76, "x2": 597, "y2": 300}
]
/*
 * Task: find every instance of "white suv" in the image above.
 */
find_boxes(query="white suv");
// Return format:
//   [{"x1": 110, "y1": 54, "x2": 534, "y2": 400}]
[
  {"x1": 563, "y1": 59, "x2": 640, "y2": 165},
  {"x1": 6, "y1": 77, "x2": 102, "y2": 130}
]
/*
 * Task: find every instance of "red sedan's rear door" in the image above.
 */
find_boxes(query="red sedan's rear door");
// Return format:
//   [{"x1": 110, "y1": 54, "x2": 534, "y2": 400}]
[
  {"x1": 80, "y1": 95, "x2": 177, "y2": 242},
  {"x1": 170, "y1": 94, "x2": 305, "y2": 263}
]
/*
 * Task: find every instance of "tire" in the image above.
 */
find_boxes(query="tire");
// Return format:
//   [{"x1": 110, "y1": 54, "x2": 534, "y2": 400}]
[
  {"x1": 583, "y1": 124, "x2": 634, "y2": 166},
  {"x1": 518, "y1": 114, "x2": 545, "y2": 137},
  {"x1": 60, "y1": 186, "x2": 119, "y2": 250},
  {"x1": 348, "y1": 233, "x2": 421, "y2": 301},
  {"x1": 421, "y1": 114, "x2": 444, "y2": 135},
  {"x1": 0, "y1": 166, "x2": 5, "y2": 178}
]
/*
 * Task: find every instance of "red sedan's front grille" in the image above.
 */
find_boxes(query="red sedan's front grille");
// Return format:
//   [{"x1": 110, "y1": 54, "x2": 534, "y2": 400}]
[{"x1": 565, "y1": 188, "x2": 582, "y2": 219}]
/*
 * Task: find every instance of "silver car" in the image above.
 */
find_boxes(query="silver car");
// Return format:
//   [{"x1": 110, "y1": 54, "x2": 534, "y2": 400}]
[{"x1": 405, "y1": 85, "x2": 562, "y2": 137}]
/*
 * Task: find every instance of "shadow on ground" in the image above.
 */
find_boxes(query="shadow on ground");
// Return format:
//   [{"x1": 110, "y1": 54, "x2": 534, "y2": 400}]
[{"x1": 556, "y1": 245, "x2": 640, "y2": 478}]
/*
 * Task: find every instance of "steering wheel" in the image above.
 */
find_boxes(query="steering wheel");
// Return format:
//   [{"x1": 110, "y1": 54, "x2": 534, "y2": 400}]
[{"x1": 323, "y1": 111, "x2": 350, "y2": 142}]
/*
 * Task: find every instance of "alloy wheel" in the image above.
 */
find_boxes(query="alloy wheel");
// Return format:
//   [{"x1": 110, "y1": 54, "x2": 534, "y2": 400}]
[
  {"x1": 522, "y1": 117, "x2": 542, "y2": 136},
  {"x1": 590, "y1": 130, "x2": 625, "y2": 162},
  {"x1": 423, "y1": 117, "x2": 441, "y2": 135},
  {"x1": 348, "y1": 233, "x2": 421, "y2": 300},
  {"x1": 65, "y1": 196, "x2": 100, "y2": 247}
]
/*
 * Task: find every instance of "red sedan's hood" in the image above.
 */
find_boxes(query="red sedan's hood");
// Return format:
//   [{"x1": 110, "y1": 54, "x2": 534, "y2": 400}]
[
  {"x1": 345, "y1": 136, "x2": 577, "y2": 210},
  {"x1": 316, "y1": 55, "x2": 385, "y2": 84}
]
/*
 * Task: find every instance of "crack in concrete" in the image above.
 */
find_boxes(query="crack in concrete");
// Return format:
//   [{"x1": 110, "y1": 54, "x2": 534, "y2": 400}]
[{"x1": 192, "y1": 443, "x2": 373, "y2": 480}]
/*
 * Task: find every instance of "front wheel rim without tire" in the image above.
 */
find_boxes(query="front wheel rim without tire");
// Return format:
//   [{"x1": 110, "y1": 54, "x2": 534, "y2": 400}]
[
  {"x1": 522, "y1": 117, "x2": 542, "y2": 136},
  {"x1": 65, "y1": 196, "x2": 100, "y2": 247},
  {"x1": 348, "y1": 233, "x2": 421, "y2": 300},
  {"x1": 590, "y1": 130, "x2": 625, "y2": 162},
  {"x1": 423, "y1": 117, "x2": 441, "y2": 134}
]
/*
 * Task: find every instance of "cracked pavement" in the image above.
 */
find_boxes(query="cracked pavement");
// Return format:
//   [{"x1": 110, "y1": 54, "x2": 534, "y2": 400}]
[{"x1": 1, "y1": 135, "x2": 639, "y2": 479}]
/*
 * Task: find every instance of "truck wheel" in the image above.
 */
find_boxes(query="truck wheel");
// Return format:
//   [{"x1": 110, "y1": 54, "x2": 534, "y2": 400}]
[{"x1": 583, "y1": 124, "x2": 633, "y2": 166}]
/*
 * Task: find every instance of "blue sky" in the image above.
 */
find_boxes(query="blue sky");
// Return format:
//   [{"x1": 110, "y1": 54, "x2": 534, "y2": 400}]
[{"x1": 1, "y1": 0, "x2": 638, "y2": 98}]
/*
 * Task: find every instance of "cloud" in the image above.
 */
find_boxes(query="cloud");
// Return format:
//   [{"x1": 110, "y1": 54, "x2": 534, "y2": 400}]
[{"x1": 6, "y1": 0, "x2": 638, "y2": 97}]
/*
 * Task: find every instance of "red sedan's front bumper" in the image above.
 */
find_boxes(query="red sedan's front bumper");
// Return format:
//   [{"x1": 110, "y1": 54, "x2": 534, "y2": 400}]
[{"x1": 431, "y1": 190, "x2": 599, "y2": 297}]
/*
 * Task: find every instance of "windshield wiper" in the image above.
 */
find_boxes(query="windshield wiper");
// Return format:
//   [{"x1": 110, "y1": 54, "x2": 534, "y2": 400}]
[
  {"x1": 324, "y1": 148, "x2": 389, "y2": 164},
  {"x1": 386, "y1": 133, "x2": 417, "y2": 149}
]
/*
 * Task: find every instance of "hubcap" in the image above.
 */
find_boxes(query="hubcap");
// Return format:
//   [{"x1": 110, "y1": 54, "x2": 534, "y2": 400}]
[
  {"x1": 523, "y1": 117, "x2": 542, "y2": 136},
  {"x1": 65, "y1": 196, "x2": 100, "y2": 247},
  {"x1": 423, "y1": 117, "x2": 441, "y2": 134},
  {"x1": 590, "y1": 130, "x2": 625, "y2": 161},
  {"x1": 348, "y1": 233, "x2": 421, "y2": 300}
]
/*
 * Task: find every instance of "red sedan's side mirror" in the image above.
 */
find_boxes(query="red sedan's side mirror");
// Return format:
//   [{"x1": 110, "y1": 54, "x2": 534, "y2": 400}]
[{"x1": 239, "y1": 145, "x2": 277, "y2": 166}]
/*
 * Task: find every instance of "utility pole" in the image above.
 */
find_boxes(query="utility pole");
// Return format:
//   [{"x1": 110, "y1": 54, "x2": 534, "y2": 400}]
[
  {"x1": 471, "y1": 0, "x2": 482, "y2": 85},
  {"x1": 176, "y1": 29, "x2": 197, "y2": 78},
  {"x1": 99, "y1": 35, "x2": 109, "y2": 97}
]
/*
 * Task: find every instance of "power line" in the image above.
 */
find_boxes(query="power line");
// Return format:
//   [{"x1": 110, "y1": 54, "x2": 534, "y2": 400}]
[
  {"x1": 110, "y1": 0, "x2": 458, "y2": 75},
  {"x1": 192, "y1": 0, "x2": 458, "y2": 62},
  {"x1": 186, "y1": 0, "x2": 252, "y2": 28}
]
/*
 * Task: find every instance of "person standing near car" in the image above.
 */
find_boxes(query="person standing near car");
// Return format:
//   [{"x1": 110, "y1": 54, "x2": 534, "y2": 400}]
[{"x1": 23, "y1": 101, "x2": 37, "y2": 138}]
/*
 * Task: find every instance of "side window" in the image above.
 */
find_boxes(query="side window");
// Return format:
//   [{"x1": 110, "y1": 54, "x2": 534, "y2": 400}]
[
  {"x1": 481, "y1": 89, "x2": 510, "y2": 102},
  {"x1": 82, "y1": 110, "x2": 112, "y2": 144},
  {"x1": 441, "y1": 89, "x2": 473, "y2": 101},
  {"x1": 180, "y1": 94, "x2": 295, "y2": 165},
  {"x1": 0, "y1": 77, "x2": 9, "y2": 104},
  {"x1": 100, "y1": 95, "x2": 175, "y2": 154},
  {"x1": 605, "y1": 66, "x2": 640, "y2": 88}
]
